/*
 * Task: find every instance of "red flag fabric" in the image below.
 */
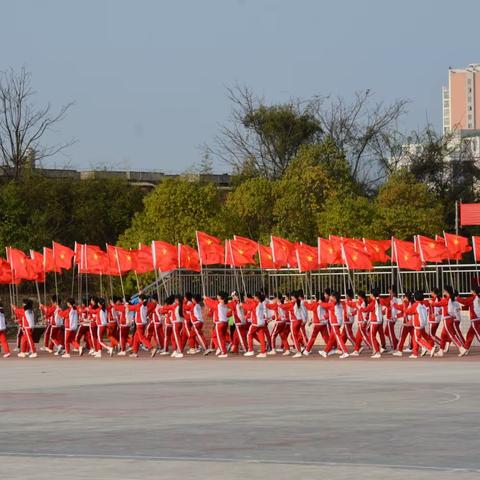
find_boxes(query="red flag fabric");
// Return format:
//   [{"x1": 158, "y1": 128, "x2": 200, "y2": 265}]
[
  {"x1": 363, "y1": 239, "x2": 390, "y2": 263},
  {"x1": 473, "y1": 236, "x2": 480, "y2": 262},
  {"x1": 341, "y1": 243, "x2": 373, "y2": 270},
  {"x1": 106, "y1": 245, "x2": 135, "y2": 273},
  {"x1": 196, "y1": 231, "x2": 224, "y2": 265},
  {"x1": 392, "y1": 238, "x2": 422, "y2": 270},
  {"x1": 7, "y1": 248, "x2": 37, "y2": 280},
  {"x1": 416, "y1": 235, "x2": 449, "y2": 263},
  {"x1": 318, "y1": 238, "x2": 342, "y2": 266},
  {"x1": 29, "y1": 250, "x2": 46, "y2": 282},
  {"x1": 295, "y1": 243, "x2": 319, "y2": 272},
  {"x1": 226, "y1": 239, "x2": 257, "y2": 267},
  {"x1": 443, "y1": 232, "x2": 472, "y2": 260},
  {"x1": 460, "y1": 203, "x2": 480, "y2": 226},
  {"x1": 52, "y1": 242, "x2": 75, "y2": 270},
  {"x1": 0, "y1": 258, "x2": 14, "y2": 284},
  {"x1": 179, "y1": 244, "x2": 201, "y2": 272},
  {"x1": 271, "y1": 236, "x2": 295, "y2": 267},
  {"x1": 258, "y1": 245, "x2": 276, "y2": 269},
  {"x1": 79, "y1": 245, "x2": 108, "y2": 274},
  {"x1": 233, "y1": 235, "x2": 258, "y2": 251},
  {"x1": 152, "y1": 240, "x2": 178, "y2": 271},
  {"x1": 129, "y1": 246, "x2": 154, "y2": 274},
  {"x1": 43, "y1": 247, "x2": 61, "y2": 273}
]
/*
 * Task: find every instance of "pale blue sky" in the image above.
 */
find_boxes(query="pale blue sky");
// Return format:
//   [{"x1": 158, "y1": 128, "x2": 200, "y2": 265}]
[{"x1": 2, "y1": 0, "x2": 479, "y2": 172}]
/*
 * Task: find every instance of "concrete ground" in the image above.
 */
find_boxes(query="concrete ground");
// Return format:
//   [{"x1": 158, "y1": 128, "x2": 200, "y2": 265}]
[{"x1": 0, "y1": 353, "x2": 479, "y2": 479}]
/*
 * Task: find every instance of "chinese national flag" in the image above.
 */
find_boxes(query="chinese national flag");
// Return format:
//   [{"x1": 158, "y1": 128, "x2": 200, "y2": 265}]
[
  {"x1": 179, "y1": 244, "x2": 200, "y2": 272},
  {"x1": 80, "y1": 245, "x2": 108, "y2": 274},
  {"x1": 443, "y1": 232, "x2": 472, "y2": 260},
  {"x1": 0, "y1": 258, "x2": 14, "y2": 284},
  {"x1": 226, "y1": 238, "x2": 257, "y2": 267},
  {"x1": 271, "y1": 236, "x2": 295, "y2": 267},
  {"x1": 52, "y1": 242, "x2": 75, "y2": 270},
  {"x1": 196, "y1": 231, "x2": 225, "y2": 265},
  {"x1": 43, "y1": 247, "x2": 61, "y2": 273},
  {"x1": 7, "y1": 248, "x2": 37, "y2": 280},
  {"x1": 416, "y1": 235, "x2": 449, "y2": 262},
  {"x1": 318, "y1": 238, "x2": 342, "y2": 266},
  {"x1": 152, "y1": 240, "x2": 178, "y2": 271},
  {"x1": 392, "y1": 238, "x2": 422, "y2": 270},
  {"x1": 107, "y1": 245, "x2": 135, "y2": 273},
  {"x1": 295, "y1": 243, "x2": 319, "y2": 272},
  {"x1": 29, "y1": 250, "x2": 46, "y2": 282},
  {"x1": 472, "y1": 236, "x2": 480, "y2": 262},
  {"x1": 130, "y1": 245, "x2": 154, "y2": 274},
  {"x1": 258, "y1": 245, "x2": 276, "y2": 269},
  {"x1": 341, "y1": 243, "x2": 373, "y2": 270},
  {"x1": 363, "y1": 239, "x2": 391, "y2": 263}
]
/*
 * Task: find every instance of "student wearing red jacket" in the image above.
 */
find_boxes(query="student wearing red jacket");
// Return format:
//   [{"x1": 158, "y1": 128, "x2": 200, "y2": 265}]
[
  {"x1": 318, "y1": 291, "x2": 349, "y2": 359},
  {"x1": 41, "y1": 295, "x2": 64, "y2": 354},
  {"x1": 128, "y1": 295, "x2": 153, "y2": 357},
  {"x1": 188, "y1": 294, "x2": 207, "y2": 353},
  {"x1": 112, "y1": 297, "x2": 131, "y2": 356},
  {"x1": 59, "y1": 298, "x2": 80, "y2": 357},
  {"x1": 392, "y1": 292, "x2": 416, "y2": 356},
  {"x1": 227, "y1": 291, "x2": 248, "y2": 354},
  {"x1": 280, "y1": 291, "x2": 307, "y2": 358},
  {"x1": 361, "y1": 289, "x2": 384, "y2": 358},
  {"x1": 181, "y1": 293, "x2": 194, "y2": 350},
  {"x1": 456, "y1": 286, "x2": 480, "y2": 353},
  {"x1": 75, "y1": 299, "x2": 93, "y2": 355},
  {"x1": 403, "y1": 291, "x2": 436, "y2": 358},
  {"x1": 303, "y1": 291, "x2": 330, "y2": 355},
  {"x1": 160, "y1": 295, "x2": 186, "y2": 358},
  {"x1": 342, "y1": 288, "x2": 357, "y2": 346},
  {"x1": 351, "y1": 291, "x2": 372, "y2": 355},
  {"x1": 382, "y1": 286, "x2": 400, "y2": 352},
  {"x1": 147, "y1": 294, "x2": 165, "y2": 357},
  {"x1": 12, "y1": 299, "x2": 37, "y2": 358},
  {"x1": 243, "y1": 292, "x2": 267, "y2": 358},
  {"x1": 431, "y1": 286, "x2": 466, "y2": 356},
  {"x1": 266, "y1": 293, "x2": 291, "y2": 355},
  {"x1": 428, "y1": 288, "x2": 443, "y2": 345},
  {"x1": 0, "y1": 303, "x2": 11, "y2": 357},
  {"x1": 204, "y1": 292, "x2": 231, "y2": 358}
]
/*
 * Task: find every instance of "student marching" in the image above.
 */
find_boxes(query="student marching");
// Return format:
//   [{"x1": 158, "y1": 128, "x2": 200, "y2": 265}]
[{"x1": 1, "y1": 285, "x2": 478, "y2": 360}]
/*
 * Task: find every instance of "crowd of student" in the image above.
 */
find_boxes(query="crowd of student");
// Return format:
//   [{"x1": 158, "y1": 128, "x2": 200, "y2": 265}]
[{"x1": 1, "y1": 285, "x2": 479, "y2": 359}]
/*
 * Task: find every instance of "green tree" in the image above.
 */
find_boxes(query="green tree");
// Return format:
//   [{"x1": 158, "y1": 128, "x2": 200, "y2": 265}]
[
  {"x1": 372, "y1": 170, "x2": 445, "y2": 239},
  {"x1": 120, "y1": 178, "x2": 222, "y2": 247}
]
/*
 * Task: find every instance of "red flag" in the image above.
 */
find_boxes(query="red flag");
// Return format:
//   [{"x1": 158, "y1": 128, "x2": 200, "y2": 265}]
[
  {"x1": 416, "y1": 235, "x2": 449, "y2": 263},
  {"x1": 318, "y1": 238, "x2": 342, "y2": 266},
  {"x1": 296, "y1": 243, "x2": 319, "y2": 272},
  {"x1": 270, "y1": 236, "x2": 295, "y2": 267},
  {"x1": 132, "y1": 244, "x2": 154, "y2": 273},
  {"x1": 7, "y1": 248, "x2": 37, "y2": 280},
  {"x1": 226, "y1": 239, "x2": 256, "y2": 267},
  {"x1": 460, "y1": 203, "x2": 480, "y2": 226},
  {"x1": 233, "y1": 235, "x2": 259, "y2": 251},
  {"x1": 43, "y1": 247, "x2": 61, "y2": 273},
  {"x1": 341, "y1": 243, "x2": 373, "y2": 270},
  {"x1": 258, "y1": 245, "x2": 276, "y2": 269},
  {"x1": 362, "y1": 239, "x2": 390, "y2": 263},
  {"x1": 152, "y1": 240, "x2": 178, "y2": 271},
  {"x1": 29, "y1": 250, "x2": 46, "y2": 282},
  {"x1": 392, "y1": 238, "x2": 422, "y2": 271},
  {"x1": 0, "y1": 258, "x2": 14, "y2": 284},
  {"x1": 106, "y1": 245, "x2": 134, "y2": 273},
  {"x1": 443, "y1": 232, "x2": 472, "y2": 260},
  {"x1": 79, "y1": 245, "x2": 108, "y2": 274},
  {"x1": 179, "y1": 244, "x2": 200, "y2": 272},
  {"x1": 52, "y1": 242, "x2": 75, "y2": 270},
  {"x1": 196, "y1": 231, "x2": 225, "y2": 265},
  {"x1": 473, "y1": 236, "x2": 480, "y2": 262}
]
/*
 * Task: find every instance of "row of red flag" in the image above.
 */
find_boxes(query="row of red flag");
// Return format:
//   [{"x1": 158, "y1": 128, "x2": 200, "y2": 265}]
[{"x1": 0, "y1": 231, "x2": 477, "y2": 284}]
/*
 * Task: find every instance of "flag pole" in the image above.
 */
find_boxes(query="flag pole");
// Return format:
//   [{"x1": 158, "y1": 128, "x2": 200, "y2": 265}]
[
  {"x1": 392, "y1": 238, "x2": 405, "y2": 296},
  {"x1": 113, "y1": 246, "x2": 126, "y2": 300},
  {"x1": 415, "y1": 235, "x2": 431, "y2": 293},
  {"x1": 443, "y1": 231, "x2": 456, "y2": 287},
  {"x1": 196, "y1": 231, "x2": 206, "y2": 297},
  {"x1": 152, "y1": 241, "x2": 162, "y2": 300}
]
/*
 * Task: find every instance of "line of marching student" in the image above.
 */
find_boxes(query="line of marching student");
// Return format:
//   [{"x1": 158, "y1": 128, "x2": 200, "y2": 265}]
[{"x1": 1, "y1": 284, "x2": 479, "y2": 359}]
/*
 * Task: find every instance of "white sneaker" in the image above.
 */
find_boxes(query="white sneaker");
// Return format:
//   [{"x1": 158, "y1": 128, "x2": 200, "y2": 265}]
[
  {"x1": 29, "y1": 353, "x2": 38, "y2": 358},
  {"x1": 243, "y1": 351, "x2": 254, "y2": 357},
  {"x1": 171, "y1": 351, "x2": 178, "y2": 358},
  {"x1": 108, "y1": 347, "x2": 114, "y2": 357},
  {"x1": 3, "y1": 353, "x2": 11, "y2": 358},
  {"x1": 358, "y1": 347, "x2": 364, "y2": 354},
  {"x1": 45, "y1": 348, "x2": 54, "y2": 353},
  {"x1": 94, "y1": 352, "x2": 102, "y2": 358},
  {"x1": 187, "y1": 348, "x2": 197, "y2": 355},
  {"x1": 292, "y1": 352, "x2": 302, "y2": 358},
  {"x1": 282, "y1": 350, "x2": 291, "y2": 356},
  {"x1": 117, "y1": 351, "x2": 126, "y2": 356},
  {"x1": 215, "y1": 348, "x2": 220, "y2": 355},
  {"x1": 420, "y1": 347, "x2": 427, "y2": 357},
  {"x1": 339, "y1": 352, "x2": 349, "y2": 359},
  {"x1": 435, "y1": 349, "x2": 444, "y2": 357},
  {"x1": 371, "y1": 352, "x2": 381, "y2": 359},
  {"x1": 444, "y1": 342, "x2": 450, "y2": 353},
  {"x1": 78, "y1": 346, "x2": 84, "y2": 356},
  {"x1": 392, "y1": 351, "x2": 403, "y2": 357},
  {"x1": 151, "y1": 348, "x2": 158, "y2": 358},
  {"x1": 61, "y1": 353, "x2": 71, "y2": 358},
  {"x1": 350, "y1": 351, "x2": 359, "y2": 356},
  {"x1": 175, "y1": 352, "x2": 184, "y2": 358},
  {"x1": 129, "y1": 353, "x2": 138, "y2": 358},
  {"x1": 459, "y1": 346, "x2": 468, "y2": 357},
  {"x1": 203, "y1": 349, "x2": 212, "y2": 356},
  {"x1": 160, "y1": 351, "x2": 169, "y2": 356},
  {"x1": 267, "y1": 349, "x2": 277, "y2": 355},
  {"x1": 430, "y1": 346, "x2": 436, "y2": 358},
  {"x1": 40, "y1": 346, "x2": 47, "y2": 352},
  {"x1": 380, "y1": 347, "x2": 386, "y2": 353},
  {"x1": 256, "y1": 353, "x2": 267, "y2": 358},
  {"x1": 88, "y1": 349, "x2": 95, "y2": 355},
  {"x1": 17, "y1": 352, "x2": 27, "y2": 358},
  {"x1": 403, "y1": 347, "x2": 412, "y2": 353},
  {"x1": 318, "y1": 351, "x2": 327, "y2": 358},
  {"x1": 327, "y1": 349, "x2": 337, "y2": 356},
  {"x1": 303, "y1": 350, "x2": 310, "y2": 356},
  {"x1": 409, "y1": 354, "x2": 418, "y2": 359}
]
